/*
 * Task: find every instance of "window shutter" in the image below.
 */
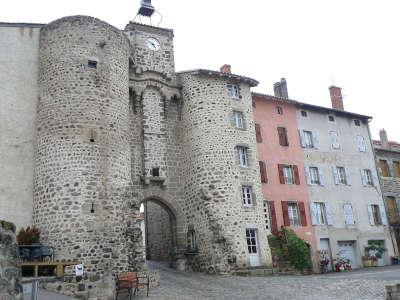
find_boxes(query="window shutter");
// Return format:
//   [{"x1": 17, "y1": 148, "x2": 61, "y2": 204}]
[
  {"x1": 255, "y1": 123, "x2": 262, "y2": 143},
  {"x1": 282, "y1": 201, "x2": 290, "y2": 226},
  {"x1": 259, "y1": 161, "x2": 268, "y2": 183},
  {"x1": 305, "y1": 166, "x2": 311, "y2": 185},
  {"x1": 230, "y1": 112, "x2": 236, "y2": 127},
  {"x1": 325, "y1": 203, "x2": 334, "y2": 225},
  {"x1": 283, "y1": 128, "x2": 289, "y2": 146},
  {"x1": 345, "y1": 167, "x2": 352, "y2": 185},
  {"x1": 268, "y1": 201, "x2": 278, "y2": 235},
  {"x1": 319, "y1": 167, "x2": 325, "y2": 186},
  {"x1": 310, "y1": 203, "x2": 318, "y2": 225},
  {"x1": 372, "y1": 172, "x2": 379, "y2": 187},
  {"x1": 343, "y1": 204, "x2": 355, "y2": 225},
  {"x1": 360, "y1": 169, "x2": 367, "y2": 186},
  {"x1": 278, "y1": 164, "x2": 285, "y2": 184},
  {"x1": 293, "y1": 165, "x2": 300, "y2": 185},
  {"x1": 332, "y1": 166, "x2": 339, "y2": 185},
  {"x1": 298, "y1": 129, "x2": 306, "y2": 148},
  {"x1": 312, "y1": 131, "x2": 319, "y2": 149},
  {"x1": 367, "y1": 205, "x2": 375, "y2": 225},
  {"x1": 298, "y1": 202, "x2": 307, "y2": 226},
  {"x1": 380, "y1": 204, "x2": 388, "y2": 225}
]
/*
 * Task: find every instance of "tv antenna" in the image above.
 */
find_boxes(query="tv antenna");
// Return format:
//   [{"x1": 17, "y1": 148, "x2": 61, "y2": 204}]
[{"x1": 134, "y1": 0, "x2": 163, "y2": 27}]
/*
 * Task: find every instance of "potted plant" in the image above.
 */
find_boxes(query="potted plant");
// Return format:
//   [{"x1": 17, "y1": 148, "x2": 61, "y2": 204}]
[
  {"x1": 333, "y1": 256, "x2": 352, "y2": 272},
  {"x1": 318, "y1": 250, "x2": 330, "y2": 273},
  {"x1": 364, "y1": 240, "x2": 386, "y2": 267},
  {"x1": 17, "y1": 226, "x2": 40, "y2": 245}
]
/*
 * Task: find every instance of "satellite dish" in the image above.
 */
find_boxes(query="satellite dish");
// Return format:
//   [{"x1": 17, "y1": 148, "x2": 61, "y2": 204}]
[{"x1": 138, "y1": 0, "x2": 155, "y2": 17}]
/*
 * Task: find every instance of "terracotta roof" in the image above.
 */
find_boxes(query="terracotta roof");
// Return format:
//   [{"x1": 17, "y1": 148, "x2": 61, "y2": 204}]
[
  {"x1": 252, "y1": 92, "x2": 372, "y2": 120},
  {"x1": 178, "y1": 69, "x2": 259, "y2": 87}
]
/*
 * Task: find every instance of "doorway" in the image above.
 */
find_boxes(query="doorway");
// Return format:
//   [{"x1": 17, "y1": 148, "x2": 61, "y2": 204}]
[{"x1": 246, "y1": 228, "x2": 261, "y2": 267}]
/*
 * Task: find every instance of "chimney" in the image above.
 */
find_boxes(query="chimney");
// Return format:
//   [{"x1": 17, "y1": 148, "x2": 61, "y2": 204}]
[
  {"x1": 220, "y1": 64, "x2": 231, "y2": 74},
  {"x1": 379, "y1": 129, "x2": 389, "y2": 147},
  {"x1": 273, "y1": 78, "x2": 288, "y2": 98},
  {"x1": 329, "y1": 86, "x2": 344, "y2": 111}
]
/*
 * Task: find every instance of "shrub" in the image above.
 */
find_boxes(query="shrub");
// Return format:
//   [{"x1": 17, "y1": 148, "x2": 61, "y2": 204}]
[
  {"x1": 281, "y1": 227, "x2": 311, "y2": 271},
  {"x1": 17, "y1": 226, "x2": 40, "y2": 245}
]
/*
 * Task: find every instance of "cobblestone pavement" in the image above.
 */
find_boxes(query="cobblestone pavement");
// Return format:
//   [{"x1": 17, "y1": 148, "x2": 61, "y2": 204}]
[{"x1": 131, "y1": 263, "x2": 400, "y2": 300}]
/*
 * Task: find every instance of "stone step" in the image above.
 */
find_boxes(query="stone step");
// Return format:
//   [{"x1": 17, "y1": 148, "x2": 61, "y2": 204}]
[{"x1": 235, "y1": 268, "x2": 273, "y2": 277}]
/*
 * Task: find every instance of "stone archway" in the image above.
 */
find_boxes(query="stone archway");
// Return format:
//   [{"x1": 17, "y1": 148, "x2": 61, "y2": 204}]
[{"x1": 140, "y1": 194, "x2": 188, "y2": 269}]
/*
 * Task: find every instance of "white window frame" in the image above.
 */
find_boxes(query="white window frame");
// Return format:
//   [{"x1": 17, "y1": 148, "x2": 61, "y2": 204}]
[
  {"x1": 303, "y1": 130, "x2": 314, "y2": 148},
  {"x1": 283, "y1": 165, "x2": 294, "y2": 184},
  {"x1": 330, "y1": 131, "x2": 341, "y2": 150},
  {"x1": 337, "y1": 167, "x2": 347, "y2": 185},
  {"x1": 357, "y1": 135, "x2": 366, "y2": 152},
  {"x1": 288, "y1": 202, "x2": 300, "y2": 226},
  {"x1": 263, "y1": 202, "x2": 270, "y2": 230},
  {"x1": 242, "y1": 186, "x2": 253, "y2": 207},
  {"x1": 237, "y1": 146, "x2": 249, "y2": 167},
  {"x1": 228, "y1": 84, "x2": 240, "y2": 99},
  {"x1": 314, "y1": 202, "x2": 326, "y2": 225},
  {"x1": 233, "y1": 111, "x2": 244, "y2": 129},
  {"x1": 364, "y1": 169, "x2": 373, "y2": 186},
  {"x1": 343, "y1": 203, "x2": 355, "y2": 225},
  {"x1": 309, "y1": 167, "x2": 321, "y2": 185}
]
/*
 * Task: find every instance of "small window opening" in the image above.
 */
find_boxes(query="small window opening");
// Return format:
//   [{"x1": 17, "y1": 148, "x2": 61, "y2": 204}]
[
  {"x1": 276, "y1": 106, "x2": 283, "y2": 115},
  {"x1": 328, "y1": 115, "x2": 335, "y2": 122},
  {"x1": 89, "y1": 129, "x2": 95, "y2": 143},
  {"x1": 301, "y1": 110, "x2": 308, "y2": 117},
  {"x1": 88, "y1": 60, "x2": 98, "y2": 69},
  {"x1": 187, "y1": 229, "x2": 197, "y2": 253},
  {"x1": 151, "y1": 167, "x2": 160, "y2": 177},
  {"x1": 90, "y1": 202, "x2": 95, "y2": 213},
  {"x1": 354, "y1": 119, "x2": 361, "y2": 126}
]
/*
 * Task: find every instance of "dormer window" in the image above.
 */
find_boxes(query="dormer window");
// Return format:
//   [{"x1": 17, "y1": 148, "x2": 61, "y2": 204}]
[{"x1": 227, "y1": 84, "x2": 240, "y2": 99}]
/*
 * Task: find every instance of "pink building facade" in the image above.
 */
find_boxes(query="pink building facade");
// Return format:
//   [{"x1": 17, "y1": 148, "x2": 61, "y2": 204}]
[{"x1": 253, "y1": 92, "x2": 317, "y2": 263}]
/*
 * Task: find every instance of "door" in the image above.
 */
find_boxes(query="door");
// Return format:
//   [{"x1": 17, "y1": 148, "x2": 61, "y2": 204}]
[
  {"x1": 338, "y1": 241, "x2": 358, "y2": 268},
  {"x1": 246, "y1": 228, "x2": 261, "y2": 267},
  {"x1": 319, "y1": 238, "x2": 333, "y2": 271}
]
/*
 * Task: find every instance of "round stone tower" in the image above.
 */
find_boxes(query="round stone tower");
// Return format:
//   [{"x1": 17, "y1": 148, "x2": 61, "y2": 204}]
[{"x1": 33, "y1": 16, "x2": 142, "y2": 278}]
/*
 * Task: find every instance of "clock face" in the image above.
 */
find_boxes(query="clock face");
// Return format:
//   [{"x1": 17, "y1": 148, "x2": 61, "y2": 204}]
[{"x1": 146, "y1": 37, "x2": 160, "y2": 51}]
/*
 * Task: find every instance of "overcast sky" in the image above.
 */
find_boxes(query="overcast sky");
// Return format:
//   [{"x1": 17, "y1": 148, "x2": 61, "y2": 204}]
[{"x1": 2, "y1": 0, "x2": 399, "y2": 141}]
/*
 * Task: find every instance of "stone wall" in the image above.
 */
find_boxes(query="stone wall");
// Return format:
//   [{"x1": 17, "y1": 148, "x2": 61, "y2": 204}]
[
  {"x1": 0, "y1": 24, "x2": 42, "y2": 230},
  {"x1": 33, "y1": 16, "x2": 142, "y2": 280},
  {"x1": 0, "y1": 220, "x2": 22, "y2": 300},
  {"x1": 179, "y1": 72, "x2": 272, "y2": 273}
]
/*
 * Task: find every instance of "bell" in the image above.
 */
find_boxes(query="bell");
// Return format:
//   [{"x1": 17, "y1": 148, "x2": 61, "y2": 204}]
[{"x1": 138, "y1": 0, "x2": 155, "y2": 17}]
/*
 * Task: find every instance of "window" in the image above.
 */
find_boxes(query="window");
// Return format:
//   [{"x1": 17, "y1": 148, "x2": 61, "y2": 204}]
[
  {"x1": 301, "y1": 110, "x2": 308, "y2": 117},
  {"x1": 356, "y1": 135, "x2": 366, "y2": 152},
  {"x1": 337, "y1": 166, "x2": 347, "y2": 185},
  {"x1": 246, "y1": 229, "x2": 258, "y2": 254},
  {"x1": 311, "y1": 202, "x2": 333, "y2": 225},
  {"x1": 227, "y1": 84, "x2": 240, "y2": 99},
  {"x1": 361, "y1": 169, "x2": 373, "y2": 186},
  {"x1": 330, "y1": 131, "x2": 340, "y2": 150},
  {"x1": 88, "y1": 60, "x2": 98, "y2": 68},
  {"x1": 255, "y1": 123, "x2": 262, "y2": 142},
  {"x1": 263, "y1": 202, "x2": 270, "y2": 230},
  {"x1": 303, "y1": 130, "x2": 314, "y2": 148},
  {"x1": 380, "y1": 160, "x2": 390, "y2": 177},
  {"x1": 283, "y1": 166, "x2": 294, "y2": 184},
  {"x1": 276, "y1": 106, "x2": 283, "y2": 115},
  {"x1": 343, "y1": 204, "x2": 355, "y2": 225},
  {"x1": 187, "y1": 229, "x2": 197, "y2": 252},
  {"x1": 386, "y1": 196, "x2": 400, "y2": 224},
  {"x1": 288, "y1": 203, "x2": 300, "y2": 226},
  {"x1": 151, "y1": 167, "x2": 160, "y2": 177},
  {"x1": 393, "y1": 161, "x2": 400, "y2": 178},
  {"x1": 328, "y1": 115, "x2": 335, "y2": 122},
  {"x1": 277, "y1": 127, "x2": 289, "y2": 146},
  {"x1": 279, "y1": 164, "x2": 300, "y2": 185},
  {"x1": 371, "y1": 205, "x2": 382, "y2": 225},
  {"x1": 354, "y1": 119, "x2": 361, "y2": 126},
  {"x1": 309, "y1": 167, "x2": 321, "y2": 185},
  {"x1": 242, "y1": 186, "x2": 253, "y2": 206},
  {"x1": 237, "y1": 146, "x2": 249, "y2": 167},
  {"x1": 314, "y1": 202, "x2": 326, "y2": 225},
  {"x1": 234, "y1": 111, "x2": 244, "y2": 129}
]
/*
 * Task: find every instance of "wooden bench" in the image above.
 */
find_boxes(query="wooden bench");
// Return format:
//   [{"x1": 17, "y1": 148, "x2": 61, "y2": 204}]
[{"x1": 116, "y1": 272, "x2": 149, "y2": 299}]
